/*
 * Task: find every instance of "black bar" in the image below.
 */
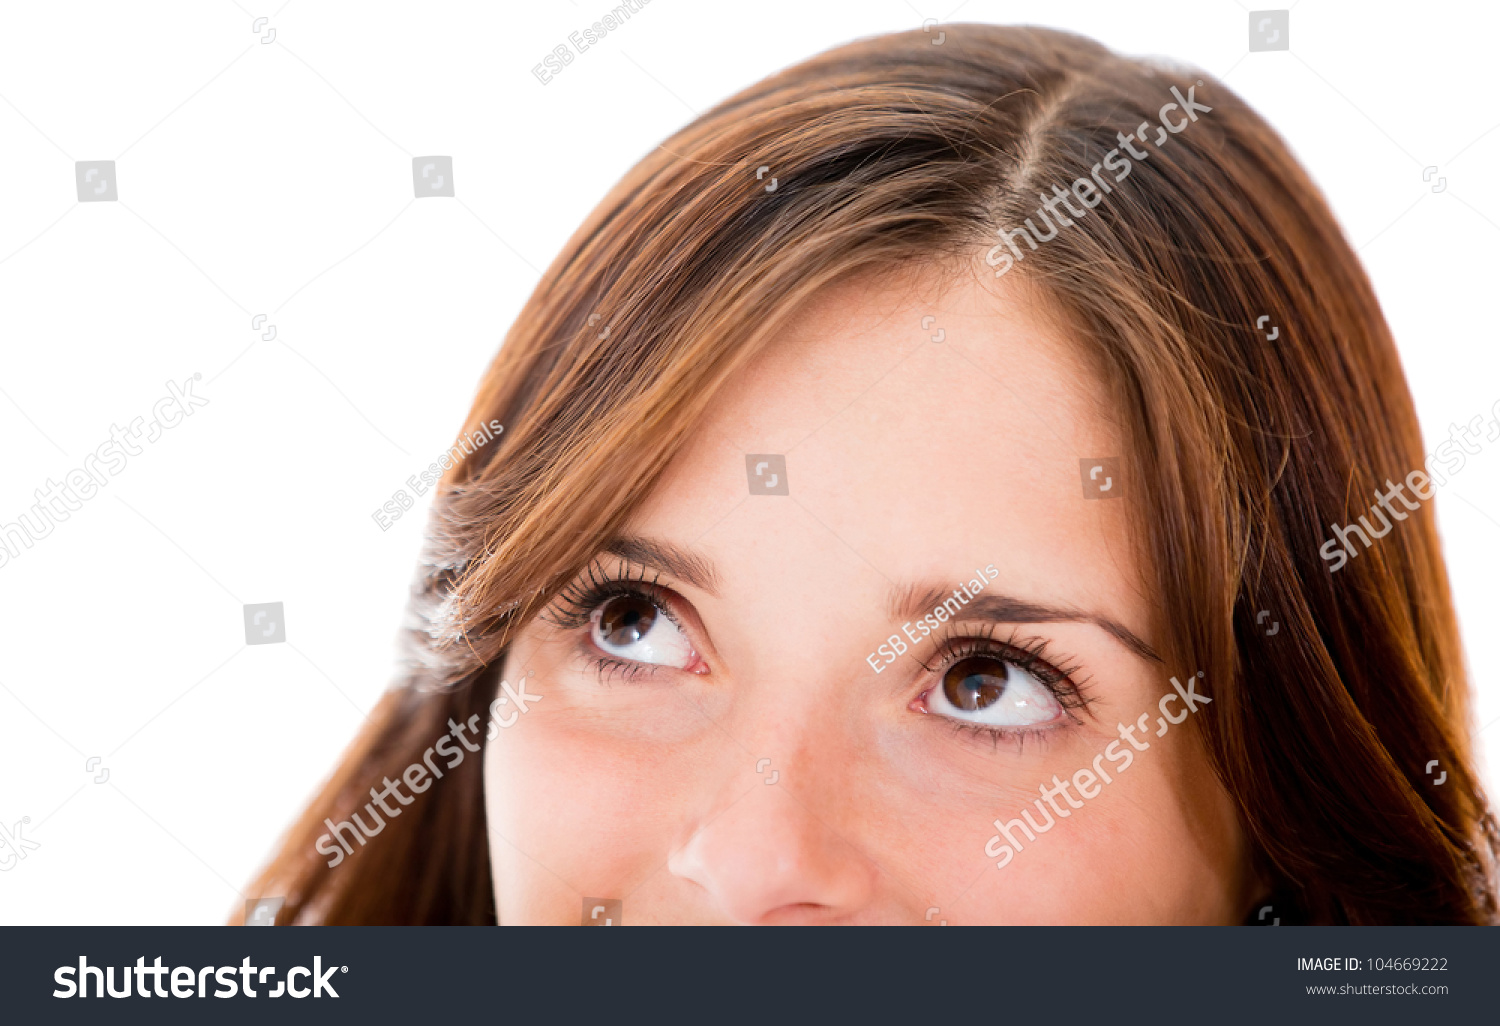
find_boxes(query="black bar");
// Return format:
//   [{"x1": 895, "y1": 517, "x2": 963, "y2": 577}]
[{"x1": 0, "y1": 926, "x2": 1490, "y2": 1023}]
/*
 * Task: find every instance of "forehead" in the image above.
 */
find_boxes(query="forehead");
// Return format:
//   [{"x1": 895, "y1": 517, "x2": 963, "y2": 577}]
[{"x1": 626, "y1": 268, "x2": 1142, "y2": 616}]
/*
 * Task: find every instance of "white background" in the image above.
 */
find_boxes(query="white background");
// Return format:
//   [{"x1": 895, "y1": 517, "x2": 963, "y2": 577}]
[{"x1": 1, "y1": 0, "x2": 1497, "y2": 924}]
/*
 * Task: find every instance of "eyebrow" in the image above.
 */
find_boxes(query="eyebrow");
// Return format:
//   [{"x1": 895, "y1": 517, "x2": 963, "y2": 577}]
[
  {"x1": 604, "y1": 536, "x2": 721, "y2": 595},
  {"x1": 888, "y1": 583, "x2": 1161, "y2": 664},
  {"x1": 601, "y1": 537, "x2": 1158, "y2": 663}
]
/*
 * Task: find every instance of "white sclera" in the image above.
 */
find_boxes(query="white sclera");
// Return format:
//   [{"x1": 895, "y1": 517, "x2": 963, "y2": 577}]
[
  {"x1": 590, "y1": 599, "x2": 696, "y2": 669},
  {"x1": 930, "y1": 661, "x2": 1061, "y2": 727}
]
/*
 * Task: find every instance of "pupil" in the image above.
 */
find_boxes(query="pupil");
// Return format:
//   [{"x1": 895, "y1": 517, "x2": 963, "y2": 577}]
[
  {"x1": 599, "y1": 596, "x2": 656, "y2": 646},
  {"x1": 942, "y1": 657, "x2": 1009, "y2": 711}
]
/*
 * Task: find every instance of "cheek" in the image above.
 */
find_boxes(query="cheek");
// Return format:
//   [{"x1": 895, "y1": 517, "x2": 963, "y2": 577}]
[
  {"x1": 963, "y1": 777, "x2": 1170, "y2": 922},
  {"x1": 958, "y1": 735, "x2": 1245, "y2": 924},
  {"x1": 1154, "y1": 727, "x2": 1250, "y2": 916},
  {"x1": 483, "y1": 694, "x2": 689, "y2": 923}
]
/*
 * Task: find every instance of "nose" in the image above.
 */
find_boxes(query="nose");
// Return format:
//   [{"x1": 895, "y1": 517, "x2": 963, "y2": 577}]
[{"x1": 667, "y1": 782, "x2": 879, "y2": 924}]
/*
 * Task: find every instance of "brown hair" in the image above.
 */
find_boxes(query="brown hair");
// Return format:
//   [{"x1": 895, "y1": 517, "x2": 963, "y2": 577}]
[{"x1": 243, "y1": 24, "x2": 1497, "y2": 924}]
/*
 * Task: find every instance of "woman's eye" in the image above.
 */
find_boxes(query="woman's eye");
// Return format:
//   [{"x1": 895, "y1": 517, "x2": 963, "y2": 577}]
[
  {"x1": 590, "y1": 594, "x2": 697, "y2": 669},
  {"x1": 926, "y1": 655, "x2": 1062, "y2": 727}
]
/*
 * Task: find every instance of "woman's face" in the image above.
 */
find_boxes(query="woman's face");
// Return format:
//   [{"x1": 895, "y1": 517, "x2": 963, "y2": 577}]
[{"x1": 482, "y1": 269, "x2": 1254, "y2": 924}]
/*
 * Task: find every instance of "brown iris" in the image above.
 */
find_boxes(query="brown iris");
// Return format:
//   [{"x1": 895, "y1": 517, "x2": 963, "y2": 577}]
[
  {"x1": 596, "y1": 595, "x2": 658, "y2": 646},
  {"x1": 941, "y1": 656, "x2": 1010, "y2": 711}
]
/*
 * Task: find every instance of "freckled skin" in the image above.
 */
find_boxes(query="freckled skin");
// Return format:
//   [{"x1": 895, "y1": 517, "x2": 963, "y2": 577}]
[{"x1": 483, "y1": 268, "x2": 1255, "y2": 925}]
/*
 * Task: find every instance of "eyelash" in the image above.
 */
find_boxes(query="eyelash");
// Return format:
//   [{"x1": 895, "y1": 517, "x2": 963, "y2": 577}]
[
  {"x1": 539, "y1": 565, "x2": 1098, "y2": 741},
  {"x1": 917, "y1": 622, "x2": 1095, "y2": 752},
  {"x1": 540, "y1": 560, "x2": 690, "y2": 685}
]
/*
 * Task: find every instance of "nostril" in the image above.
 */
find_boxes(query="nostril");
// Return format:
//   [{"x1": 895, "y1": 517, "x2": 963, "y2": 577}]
[
  {"x1": 667, "y1": 794, "x2": 878, "y2": 924},
  {"x1": 761, "y1": 901, "x2": 833, "y2": 924}
]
